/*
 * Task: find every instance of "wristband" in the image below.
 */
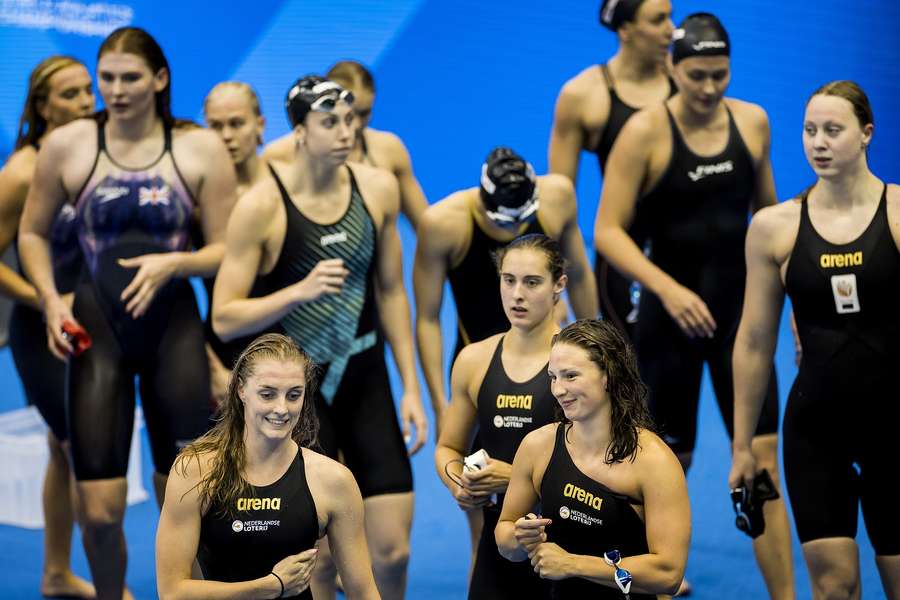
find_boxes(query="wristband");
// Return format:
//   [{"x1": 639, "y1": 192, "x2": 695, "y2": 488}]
[
  {"x1": 270, "y1": 571, "x2": 284, "y2": 598},
  {"x1": 603, "y1": 549, "x2": 632, "y2": 597}
]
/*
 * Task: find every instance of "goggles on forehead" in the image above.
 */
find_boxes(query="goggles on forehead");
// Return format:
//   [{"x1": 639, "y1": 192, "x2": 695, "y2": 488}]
[{"x1": 309, "y1": 84, "x2": 353, "y2": 112}]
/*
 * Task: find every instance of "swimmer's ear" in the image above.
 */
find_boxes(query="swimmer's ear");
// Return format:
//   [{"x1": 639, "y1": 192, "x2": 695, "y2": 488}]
[
  {"x1": 293, "y1": 125, "x2": 306, "y2": 151},
  {"x1": 255, "y1": 115, "x2": 266, "y2": 147},
  {"x1": 861, "y1": 123, "x2": 874, "y2": 148},
  {"x1": 36, "y1": 97, "x2": 50, "y2": 122},
  {"x1": 553, "y1": 274, "x2": 568, "y2": 303},
  {"x1": 152, "y1": 67, "x2": 169, "y2": 94}
]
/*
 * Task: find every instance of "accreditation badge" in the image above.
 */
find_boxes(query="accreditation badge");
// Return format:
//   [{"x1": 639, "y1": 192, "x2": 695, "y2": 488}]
[{"x1": 830, "y1": 274, "x2": 861, "y2": 314}]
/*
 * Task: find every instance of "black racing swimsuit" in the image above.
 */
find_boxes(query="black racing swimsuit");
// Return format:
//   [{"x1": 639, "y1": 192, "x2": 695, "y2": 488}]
[
  {"x1": 9, "y1": 142, "x2": 83, "y2": 441},
  {"x1": 782, "y1": 185, "x2": 900, "y2": 554},
  {"x1": 467, "y1": 336, "x2": 555, "y2": 599},
  {"x1": 261, "y1": 167, "x2": 411, "y2": 498},
  {"x1": 634, "y1": 105, "x2": 778, "y2": 455},
  {"x1": 446, "y1": 214, "x2": 545, "y2": 357},
  {"x1": 540, "y1": 424, "x2": 653, "y2": 599},
  {"x1": 198, "y1": 448, "x2": 319, "y2": 599},
  {"x1": 594, "y1": 64, "x2": 677, "y2": 339}
]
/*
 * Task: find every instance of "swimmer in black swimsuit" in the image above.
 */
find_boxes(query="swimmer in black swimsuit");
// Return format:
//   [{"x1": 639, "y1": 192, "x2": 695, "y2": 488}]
[
  {"x1": 19, "y1": 28, "x2": 237, "y2": 599},
  {"x1": 594, "y1": 14, "x2": 794, "y2": 597},
  {"x1": 496, "y1": 319, "x2": 689, "y2": 598},
  {"x1": 264, "y1": 60, "x2": 428, "y2": 229},
  {"x1": 212, "y1": 75, "x2": 425, "y2": 600},
  {"x1": 549, "y1": 0, "x2": 674, "y2": 339},
  {"x1": 157, "y1": 333, "x2": 380, "y2": 600},
  {"x1": 731, "y1": 80, "x2": 900, "y2": 600},
  {"x1": 436, "y1": 234, "x2": 566, "y2": 599},
  {"x1": 0, "y1": 55, "x2": 95, "y2": 600}
]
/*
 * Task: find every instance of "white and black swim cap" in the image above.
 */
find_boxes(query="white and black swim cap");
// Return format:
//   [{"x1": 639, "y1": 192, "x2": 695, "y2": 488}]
[
  {"x1": 479, "y1": 147, "x2": 539, "y2": 227},
  {"x1": 672, "y1": 13, "x2": 730, "y2": 64},
  {"x1": 285, "y1": 75, "x2": 355, "y2": 127}
]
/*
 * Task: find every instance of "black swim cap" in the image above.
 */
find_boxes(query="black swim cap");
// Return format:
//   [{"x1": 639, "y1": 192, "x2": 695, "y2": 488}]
[
  {"x1": 479, "y1": 147, "x2": 539, "y2": 227},
  {"x1": 598, "y1": 0, "x2": 646, "y2": 31},
  {"x1": 285, "y1": 75, "x2": 355, "y2": 127},
  {"x1": 671, "y1": 13, "x2": 730, "y2": 64}
]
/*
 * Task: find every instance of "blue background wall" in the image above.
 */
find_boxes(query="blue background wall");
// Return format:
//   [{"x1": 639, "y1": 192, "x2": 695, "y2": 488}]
[{"x1": 1, "y1": 1, "x2": 898, "y2": 597}]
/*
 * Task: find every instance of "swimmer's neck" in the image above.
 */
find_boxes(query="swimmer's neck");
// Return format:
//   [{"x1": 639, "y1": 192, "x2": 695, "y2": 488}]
[
  {"x1": 505, "y1": 313, "x2": 558, "y2": 355},
  {"x1": 568, "y1": 410, "x2": 613, "y2": 456},
  {"x1": 812, "y1": 165, "x2": 881, "y2": 209},
  {"x1": 106, "y1": 109, "x2": 161, "y2": 143},
  {"x1": 235, "y1": 153, "x2": 264, "y2": 189},
  {"x1": 242, "y1": 433, "x2": 297, "y2": 477},
  {"x1": 669, "y1": 95, "x2": 725, "y2": 129},
  {"x1": 609, "y1": 47, "x2": 665, "y2": 81},
  {"x1": 292, "y1": 150, "x2": 346, "y2": 194}
]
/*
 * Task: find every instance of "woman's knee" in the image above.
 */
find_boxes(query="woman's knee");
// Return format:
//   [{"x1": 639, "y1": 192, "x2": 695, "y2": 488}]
[
  {"x1": 804, "y1": 540, "x2": 860, "y2": 600},
  {"x1": 76, "y1": 480, "x2": 127, "y2": 530},
  {"x1": 370, "y1": 534, "x2": 410, "y2": 574}
]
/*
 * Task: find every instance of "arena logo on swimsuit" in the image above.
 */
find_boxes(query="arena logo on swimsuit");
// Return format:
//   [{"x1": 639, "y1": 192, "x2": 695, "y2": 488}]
[
  {"x1": 563, "y1": 483, "x2": 603, "y2": 511},
  {"x1": 496, "y1": 394, "x2": 532, "y2": 410},
  {"x1": 236, "y1": 497, "x2": 281, "y2": 511},
  {"x1": 820, "y1": 251, "x2": 863, "y2": 268}
]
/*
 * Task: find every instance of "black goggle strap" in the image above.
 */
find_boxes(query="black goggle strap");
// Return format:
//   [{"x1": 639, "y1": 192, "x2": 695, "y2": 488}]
[
  {"x1": 443, "y1": 459, "x2": 466, "y2": 488},
  {"x1": 603, "y1": 549, "x2": 633, "y2": 597}
]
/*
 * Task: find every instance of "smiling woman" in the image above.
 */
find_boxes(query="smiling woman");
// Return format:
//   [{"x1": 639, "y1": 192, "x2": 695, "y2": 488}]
[
  {"x1": 495, "y1": 319, "x2": 689, "y2": 599},
  {"x1": 156, "y1": 333, "x2": 381, "y2": 600}
]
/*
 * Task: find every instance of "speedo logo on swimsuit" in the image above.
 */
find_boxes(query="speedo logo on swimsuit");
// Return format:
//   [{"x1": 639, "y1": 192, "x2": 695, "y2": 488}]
[
  {"x1": 563, "y1": 483, "x2": 603, "y2": 511},
  {"x1": 95, "y1": 185, "x2": 129, "y2": 203},
  {"x1": 687, "y1": 160, "x2": 734, "y2": 182},
  {"x1": 692, "y1": 40, "x2": 727, "y2": 51},
  {"x1": 496, "y1": 394, "x2": 532, "y2": 410},
  {"x1": 320, "y1": 231, "x2": 348, "y2": 247},
  {"x1": 820, "y1": 251, "x2": 862, "y2": 268},
  {"x1": 236, "y1": 497, "x2": 281, "y2": 511}
]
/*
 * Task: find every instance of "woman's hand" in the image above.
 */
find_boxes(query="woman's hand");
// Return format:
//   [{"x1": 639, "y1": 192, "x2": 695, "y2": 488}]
[
  {"x1": 460, "y1": 458, "x2": 513, "y2": 496},
  {"x1": 728, "y1": 446, "x2": 759, "y2": 491},
  {"x1": 514, "y1": 513, "x2": 551, "y2": 554},
  {"x1": 451, "y1": 482, "x2": 491, "y2": 512},
  {"x1": 528, "y1": 542, "x2": 573, "y2": 580},
  {"x1": 119, "y1": 253, "x2": 181, "y2": 317},
  {"x1": 271, "y1": 547, "x2": 318, "y2": 598},
  {"x1": 42, "y1": 293, "x2": 77, "y2": 360},
  {"x1": 400, "y1": 391, "x2": 428, "y2": 456},
  {"x1": 291, "y1": 258, "x2": 348, "y2": 303},
  {"x1": 659, "y1": 280, "x2": 717, "y2": 338}
]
